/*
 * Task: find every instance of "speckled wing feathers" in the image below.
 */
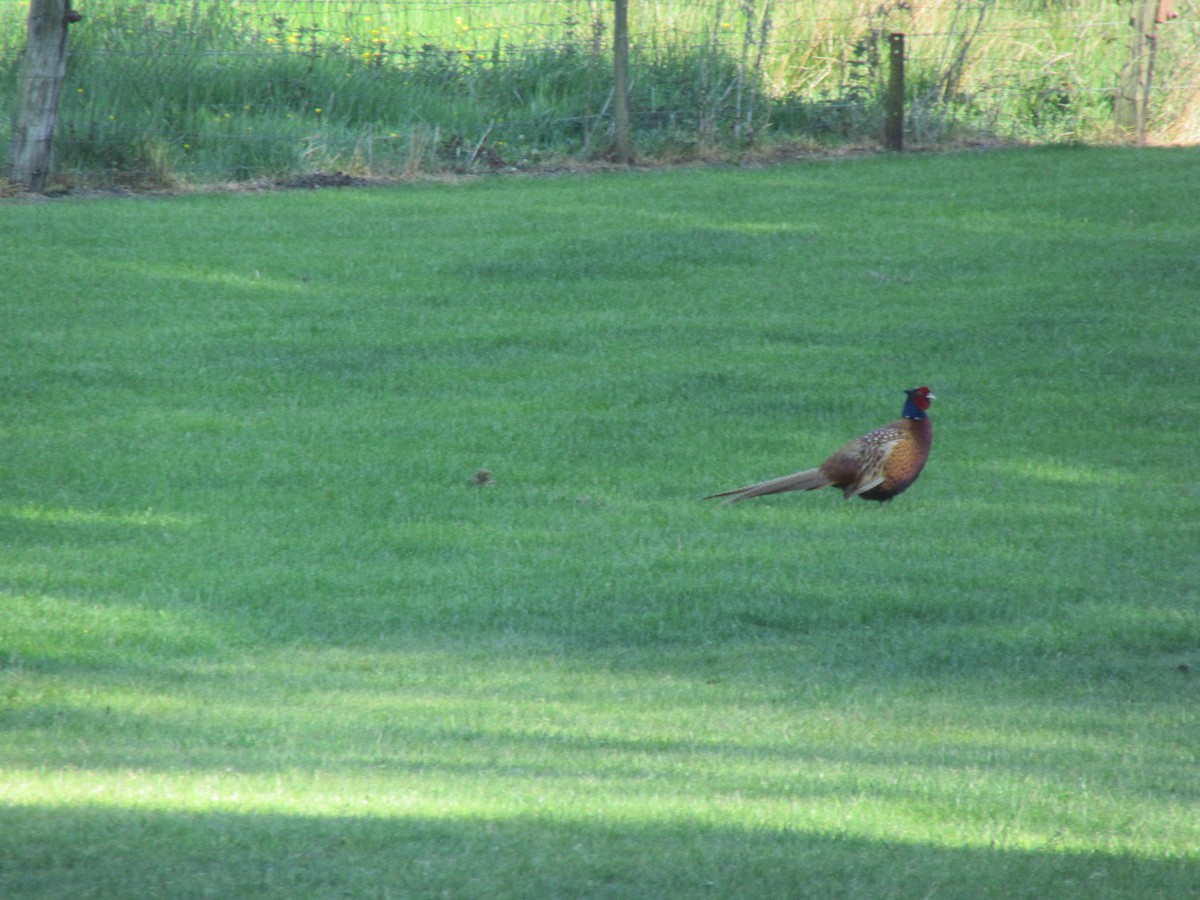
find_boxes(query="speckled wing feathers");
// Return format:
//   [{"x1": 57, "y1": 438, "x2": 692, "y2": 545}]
[{"x1": 820, "y1": 422, "x2": 904, "y2": 499}]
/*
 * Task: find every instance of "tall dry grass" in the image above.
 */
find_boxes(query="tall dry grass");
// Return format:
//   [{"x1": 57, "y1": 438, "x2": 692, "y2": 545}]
[{"x1": 1, "y1": 0, "x2": 1196, "y2": 185}]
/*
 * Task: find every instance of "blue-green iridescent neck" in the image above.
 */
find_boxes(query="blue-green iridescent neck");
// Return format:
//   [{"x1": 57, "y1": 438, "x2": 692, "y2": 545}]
[{"x1": 903, "y1": 389, "x2": 929, "y2": 421}]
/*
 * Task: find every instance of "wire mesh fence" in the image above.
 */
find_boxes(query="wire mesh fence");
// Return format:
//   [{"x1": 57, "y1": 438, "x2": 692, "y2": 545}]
[{"x1": 1, "y1": 0, "x2": 1198, "y2": 187}]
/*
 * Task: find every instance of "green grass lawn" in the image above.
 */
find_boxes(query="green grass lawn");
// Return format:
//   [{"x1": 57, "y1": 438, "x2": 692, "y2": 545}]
[{"x1": 1, "y1": 147, "x2": 1198, "y2": 898}]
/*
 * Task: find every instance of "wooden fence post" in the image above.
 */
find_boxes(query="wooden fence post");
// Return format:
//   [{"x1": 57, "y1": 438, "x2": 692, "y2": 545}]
[
  {"x1": 1115, "y1": 0, "x2": 1162, "y2": 141},
  {"x1": 610, "y1": 0, "x2": 633, "y2": 164},
  {"x1": 609, "y1": 0, "x2": 638, "y2": 164},
  {"x1": 6, "y1": 0, "x2": 81, "y2": 192},
  {"x1": 884, "y1": 32, "x2": 905, "y2": 151}
]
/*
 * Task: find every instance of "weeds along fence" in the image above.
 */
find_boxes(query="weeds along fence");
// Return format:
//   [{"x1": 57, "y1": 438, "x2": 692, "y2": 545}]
[{"x1": 1, "y1": 0, "x2": 1198, "y2": 188}]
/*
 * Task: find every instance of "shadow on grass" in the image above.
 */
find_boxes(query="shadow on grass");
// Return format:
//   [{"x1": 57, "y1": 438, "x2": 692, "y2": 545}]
[{"x1": 3, "y1": 804, "x2": 1194, "y2": 899}]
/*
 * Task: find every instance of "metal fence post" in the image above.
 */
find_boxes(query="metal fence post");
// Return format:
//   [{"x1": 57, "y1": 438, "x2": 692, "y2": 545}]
[{"x1": 885, "y1": 32, "x2": 905, "y2": 151}]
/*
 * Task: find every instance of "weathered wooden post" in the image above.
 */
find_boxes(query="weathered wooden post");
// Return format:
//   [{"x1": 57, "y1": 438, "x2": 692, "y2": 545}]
[
  {"x1": 6, "y1": 0, "x2": 81, "y2": 192},
  {"x1": 1115, "y1": 0, "x2": 1176, "y2": 141},
  {"x1": 884, "y1": 32, "x2": 905, "y2": 151},
  {"x1": 610, "y1": 0, "x2": 633, "y2": 164}
]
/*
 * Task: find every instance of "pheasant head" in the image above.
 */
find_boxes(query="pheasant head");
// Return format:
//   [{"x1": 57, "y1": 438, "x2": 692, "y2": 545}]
[{"x1": 902, "y1": 386, "x2": 935, "y2": 420}]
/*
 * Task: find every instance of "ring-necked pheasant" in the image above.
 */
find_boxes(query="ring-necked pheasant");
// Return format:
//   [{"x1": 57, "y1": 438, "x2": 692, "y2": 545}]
[{"x1": 704, "y1": 386, "x2": 935, "y2": 504}]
